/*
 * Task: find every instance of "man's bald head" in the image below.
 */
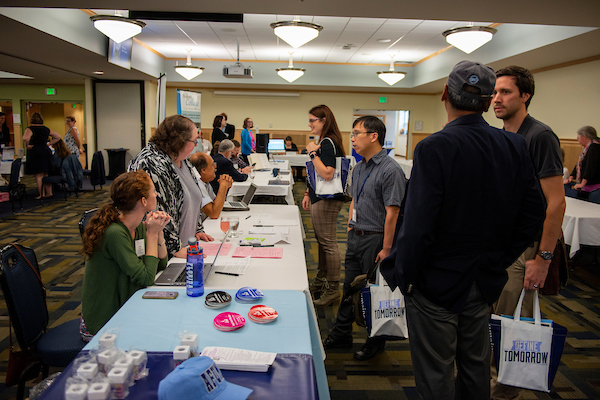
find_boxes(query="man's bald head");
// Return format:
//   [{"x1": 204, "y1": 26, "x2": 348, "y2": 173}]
[{"x1": 190, "y1": 152, "x2": 216, "y2": 182}]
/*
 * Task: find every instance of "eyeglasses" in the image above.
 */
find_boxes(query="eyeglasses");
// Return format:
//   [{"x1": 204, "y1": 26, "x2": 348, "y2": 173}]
[
  {"x1": 308, "y1": 118, "x2": 321, "y2": 123},
  {"x1": 350, "y1": 131, "x2": 375, "y2": 139},
  {"x1": 186, "y1": 139, "x2": 197, "y2": 144}
]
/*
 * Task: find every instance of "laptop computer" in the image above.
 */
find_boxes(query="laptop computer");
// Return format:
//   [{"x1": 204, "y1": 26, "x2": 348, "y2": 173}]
[
  {"x1": 154, "y1": 229, "x2": 231, "y2": 286},
  {"x1": 222, "y1": 183, "x2": 257, "y2": 211}
]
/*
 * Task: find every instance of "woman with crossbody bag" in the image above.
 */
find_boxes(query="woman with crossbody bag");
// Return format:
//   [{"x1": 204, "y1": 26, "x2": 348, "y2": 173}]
[{"x1": 302, "y1": 105, "x2": 346, "y2": 306}]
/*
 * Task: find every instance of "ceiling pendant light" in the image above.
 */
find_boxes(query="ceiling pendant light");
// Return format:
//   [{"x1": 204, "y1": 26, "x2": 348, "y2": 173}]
[
  {"x1": 443, "y1": 25, "x2": 497, "y2": 54},
  {"x1": 90, "y1": 11, "x2": 145, "y2": 43},
  {"x1": 377, "y1": 57, "x2": 406, "y2": 86},
  {"x1": 276, "y1": 53, "x2": 306, "y2": 83},
  {"x1": 270, "y1": 17, "x2": 323, "y2": 48},
  {"x1": 174, "y1": 50, "x2": 204, "y2": 80}
]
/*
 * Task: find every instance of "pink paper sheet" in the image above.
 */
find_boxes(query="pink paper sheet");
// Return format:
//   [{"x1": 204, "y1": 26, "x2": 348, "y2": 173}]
[{"x1": 232, "y1": 247, "x2": 283, "y2": 258}]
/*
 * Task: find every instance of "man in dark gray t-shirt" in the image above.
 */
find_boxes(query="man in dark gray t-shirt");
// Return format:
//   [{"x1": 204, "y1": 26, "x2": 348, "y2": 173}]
[{"x1": 491, "y1": 65, "x2": 566, "y2": 399}]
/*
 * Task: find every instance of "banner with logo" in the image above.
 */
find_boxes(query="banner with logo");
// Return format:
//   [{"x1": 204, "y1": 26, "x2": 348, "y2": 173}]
[{"x1": 176, "y1": 89, "x2": 201, "y2": 125}]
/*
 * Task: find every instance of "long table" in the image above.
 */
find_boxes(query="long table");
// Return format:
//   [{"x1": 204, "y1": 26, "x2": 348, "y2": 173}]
[
  {"x1": 164, "y1": 205, "x2": 328, "y2": 398},
  {"x1": 189, "y1": 204, "x2": 308, "y2": 290},
  {"x1": 229, "y1": 165, "x2": 295, "y2": 205},
  {"x1": 562, "y1": 197, "x2": 600, "y2": 257}
]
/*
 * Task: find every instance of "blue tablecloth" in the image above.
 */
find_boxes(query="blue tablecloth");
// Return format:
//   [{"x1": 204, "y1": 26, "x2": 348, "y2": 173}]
[
  {"x1": 85, "y1": 289, "x2": 313, "y2": 356},
  {"x1": 39, "y1": 351, "x2": 319, "y2": 400}
]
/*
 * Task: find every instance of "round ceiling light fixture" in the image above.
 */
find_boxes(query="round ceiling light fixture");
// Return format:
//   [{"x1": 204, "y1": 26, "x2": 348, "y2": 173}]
[
  {"x1": 443, "y1": 25, "x2": 497, "y2": 54},
  {"x1": 271, "y1": 19, "x2": 323, "y2": 48}
]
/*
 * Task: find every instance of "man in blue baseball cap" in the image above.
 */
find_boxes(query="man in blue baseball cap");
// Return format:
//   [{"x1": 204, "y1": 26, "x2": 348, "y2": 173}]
[{"x1": 380, "y1": 60, "x2": 545, "y2": 399}]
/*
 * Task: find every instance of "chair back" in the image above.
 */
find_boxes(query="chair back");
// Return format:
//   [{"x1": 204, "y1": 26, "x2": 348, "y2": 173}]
[
  {"x1": 79, "y1": 208, "x2": 98, "y2": 236},
  {"x1": 0, "y1": 244, "x2": 48, "y2": 351},
  {"x1": 9, "y1": 158, "x2": 22, "y2": 187}
]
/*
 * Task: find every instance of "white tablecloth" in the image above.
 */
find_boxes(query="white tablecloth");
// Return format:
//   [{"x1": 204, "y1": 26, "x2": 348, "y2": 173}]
[
  {"x1": 562, "y1": 197, "x2": 600, "y2": 257},
  {"x1": 165, "y1": 204, "x2": 307, "y2": 291},
  {"x1": 229, "y1": 168, "x2": 294, "y2": 205},
  {"x1": 273, "y1": 154, "x2": 310, "y2": 167},
  {"x1": 395, "y1": 158, "x2": 413, "y2": 179}
]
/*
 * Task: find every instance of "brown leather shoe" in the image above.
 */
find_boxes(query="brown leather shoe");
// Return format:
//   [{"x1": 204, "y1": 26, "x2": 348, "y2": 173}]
[{"x1": 313, "y1": 281, "x2": 340, "y2": 306}]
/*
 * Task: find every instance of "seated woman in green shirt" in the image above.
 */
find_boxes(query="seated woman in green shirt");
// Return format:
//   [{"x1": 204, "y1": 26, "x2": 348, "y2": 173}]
[{"x1": 80, "y1": 170, "x2": 170, "y2": 341}]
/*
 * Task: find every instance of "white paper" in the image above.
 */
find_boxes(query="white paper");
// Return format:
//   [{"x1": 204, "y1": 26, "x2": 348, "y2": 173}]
[
  {"x1": 248, "y1": 226, "x2": 290, "y2": 235},
  {"x1": 213, "y1": 257, "x2": 251, "y2": 275},
  {"x1": 201, "y1": 347, "x2": 276, "y2": 372},
  {"x1": 263, "y1": 233, "x2": 291, "y2": 246}
]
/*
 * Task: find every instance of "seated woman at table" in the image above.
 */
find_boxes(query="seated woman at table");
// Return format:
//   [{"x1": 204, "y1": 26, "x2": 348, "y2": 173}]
[
  {"x1": 128, "y1": 114, "x2": 214, "y2": 258},
  {"x1": 80, "y1": 170, "x2": 170, "y2": 340},
  {"x1": 231, "y1": 140, "x2": 249, "y2": 170},
  {"x1": 564, "y1": 125, "x2": 600, "y2": 199},
  {"x1": 285, "y1": 136, "x2": 298, "y2": 153}
]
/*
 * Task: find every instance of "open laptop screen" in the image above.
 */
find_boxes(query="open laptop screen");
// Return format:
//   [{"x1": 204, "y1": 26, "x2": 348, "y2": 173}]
[{"x1": 267, "y1": 139, "x2": 285, "y2": 153}]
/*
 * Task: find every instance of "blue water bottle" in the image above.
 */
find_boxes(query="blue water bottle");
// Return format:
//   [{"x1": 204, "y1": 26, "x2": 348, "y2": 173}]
[{"x1": 186, "y1": 237, "x2": 204, "y2": 297}]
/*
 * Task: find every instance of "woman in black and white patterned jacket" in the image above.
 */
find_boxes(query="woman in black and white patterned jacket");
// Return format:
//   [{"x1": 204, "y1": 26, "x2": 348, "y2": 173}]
[{"x1": 128, "y1": 115, "x2": 214, "y2": 258}]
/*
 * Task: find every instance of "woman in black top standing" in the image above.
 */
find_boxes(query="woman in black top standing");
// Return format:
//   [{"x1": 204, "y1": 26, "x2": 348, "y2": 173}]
[
  {"x1": 211, "y1": 115, "x2": 226, "y2": 145},
  {"x1": 302, "y1": 104, "x2": 346, "y2": 306},
  {"x1": 0, "y1": 112, "x2": 10, "y2": 146},
  {"x1": 22, "y1": 112, "x2": 61, "y2": 199}
]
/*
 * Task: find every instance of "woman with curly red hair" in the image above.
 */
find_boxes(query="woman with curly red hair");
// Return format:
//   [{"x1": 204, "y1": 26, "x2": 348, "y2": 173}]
[{"x1": 80, "y1": 170, "x2": 170, "y2": 340}]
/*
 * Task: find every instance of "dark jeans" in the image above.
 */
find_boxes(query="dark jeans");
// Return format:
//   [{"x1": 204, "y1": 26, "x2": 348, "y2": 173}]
[{"x1": 330, "y1": 229, "x2": 383, "y2": 340}]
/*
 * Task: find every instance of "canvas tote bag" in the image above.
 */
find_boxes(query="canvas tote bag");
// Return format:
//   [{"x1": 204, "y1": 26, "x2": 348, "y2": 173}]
[
  {"x1": 495, "y1": 289, "x2": 553, "y2": 392},
  {"x1": 306, "y1": 137, "x2": 350, "y2": 199}
]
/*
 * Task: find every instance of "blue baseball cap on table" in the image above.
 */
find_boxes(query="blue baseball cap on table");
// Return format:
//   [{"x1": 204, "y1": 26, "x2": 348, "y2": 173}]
[{"x1": 158, "y1": 357, "x2": 252, "y2": 400}]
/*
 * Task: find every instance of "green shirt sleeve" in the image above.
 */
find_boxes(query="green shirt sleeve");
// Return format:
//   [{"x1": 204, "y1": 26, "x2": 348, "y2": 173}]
[{"x1": 104, "y1": 222, "x2": 161, "y2": 286}]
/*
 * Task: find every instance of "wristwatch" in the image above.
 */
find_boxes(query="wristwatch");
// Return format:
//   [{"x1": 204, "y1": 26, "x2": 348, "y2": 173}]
[
  {"x1": 538, "y1": 250, "x2": 553, "y2": 260},
  {"x1": 309, "y1": 152, "x2": 316, "y2": 160}
]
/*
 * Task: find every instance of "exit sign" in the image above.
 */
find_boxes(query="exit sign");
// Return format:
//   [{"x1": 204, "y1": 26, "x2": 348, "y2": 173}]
[
  {"x1": 379, "y1": 96, "x2": 387, "y2": 103},
  {"x1": 45, "y1": 88, "x2": 56, "y2": 95}
]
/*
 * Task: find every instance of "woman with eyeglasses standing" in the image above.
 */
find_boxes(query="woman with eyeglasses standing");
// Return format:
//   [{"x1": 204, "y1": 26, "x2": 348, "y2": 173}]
[{"x1": 302, "y1": 104, "x2": 346, "y2": 306}]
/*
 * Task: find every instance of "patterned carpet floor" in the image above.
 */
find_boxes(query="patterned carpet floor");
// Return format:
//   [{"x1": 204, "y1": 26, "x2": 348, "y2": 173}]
[{"x1": 0, "y1": 175, "x2": 598, "y2": 399}]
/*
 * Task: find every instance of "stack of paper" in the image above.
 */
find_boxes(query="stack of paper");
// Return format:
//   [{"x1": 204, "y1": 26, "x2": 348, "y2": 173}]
[{"x1": 200, "y1": 347, "x2": 277, "y2": 372}]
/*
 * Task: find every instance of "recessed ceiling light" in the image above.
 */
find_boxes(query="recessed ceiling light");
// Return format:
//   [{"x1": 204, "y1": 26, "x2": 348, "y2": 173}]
[
  {"x1": 377, "y1": 39, "x2": 391, "y2": 43},
  {"x1": 93, "y1": 71, "x2": 104, "y2": 75}
]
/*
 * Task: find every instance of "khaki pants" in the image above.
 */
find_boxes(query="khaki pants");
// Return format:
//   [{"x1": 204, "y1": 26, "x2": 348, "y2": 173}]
[{"x1": 490, "y1": 243, "x2": 539, "y2": 399}]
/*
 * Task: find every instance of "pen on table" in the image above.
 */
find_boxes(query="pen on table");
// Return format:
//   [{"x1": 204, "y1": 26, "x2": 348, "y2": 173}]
[
  {"x1": 253, "y1": 225, "x2": 274, "y2": 227},
  {"x1": 245, "y1": 215, "x2": 251, "y2": 220},
  {"x1": 215, "y1": 271, "x2": 239, "y2": 276},
  {"x1": 239, "y1": 244, "x2": 274, "y2": 247}
]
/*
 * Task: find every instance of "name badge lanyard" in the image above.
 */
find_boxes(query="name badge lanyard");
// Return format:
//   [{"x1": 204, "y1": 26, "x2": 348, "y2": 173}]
[{"x1": 355, "y1": 164, "x2": 374, "y2": 204}]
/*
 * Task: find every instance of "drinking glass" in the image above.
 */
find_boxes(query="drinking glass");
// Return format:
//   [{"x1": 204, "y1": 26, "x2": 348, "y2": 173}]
[
  {"x1": 250, "y1": 169, "x2": 255, "y2": 180},
  {"x1": 220, "y1": 217, "x2": 230, "y2": 241},
  {"x1": 229, "y1": 216, "x2": 240, "y2": 238}
]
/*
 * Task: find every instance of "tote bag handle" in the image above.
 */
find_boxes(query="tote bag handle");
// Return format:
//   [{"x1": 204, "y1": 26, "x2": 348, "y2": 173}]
[{"x1": 513, "y1": 289, "x2": 541, "y2": 325}]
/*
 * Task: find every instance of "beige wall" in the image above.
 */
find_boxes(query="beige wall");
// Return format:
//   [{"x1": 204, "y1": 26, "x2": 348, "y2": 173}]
[
  {"x1": 166, "y1": 87, "x2": 441, "y2": 156},
  {"x1": 482, "y1": 59, "x2": 600, "y2": 139}
]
